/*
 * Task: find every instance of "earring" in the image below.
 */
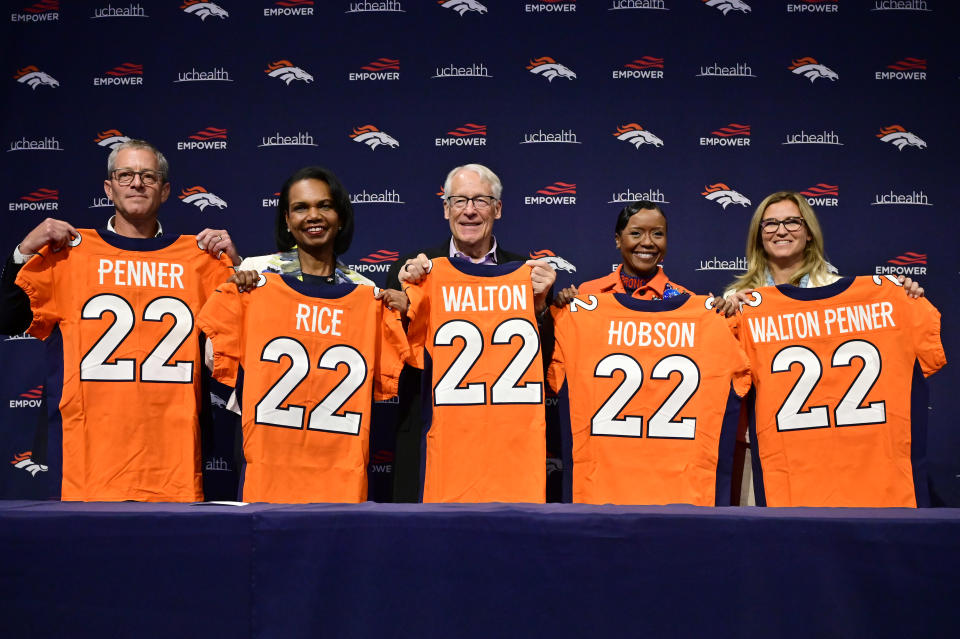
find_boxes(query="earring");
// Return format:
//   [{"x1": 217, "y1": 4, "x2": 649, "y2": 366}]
[
  {"x1": 286, "y1": 227, "x2": 291, "y2": 233},
  {"x1": 338, "y1": 226, "x2": 343, "y2": 231}
]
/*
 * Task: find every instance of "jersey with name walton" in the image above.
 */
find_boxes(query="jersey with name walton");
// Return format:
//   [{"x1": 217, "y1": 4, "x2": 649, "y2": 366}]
[
  {"x1": 550, "y1": 293, "x2": 751, "y2": 505},
  {"x1": 197, "y1": 273, "x2": 409, "y2": 503},
  {"x1": 15, "y1": 229, "x2": 233, "y2": 502},
  {"x1": 737, "y1": 276, "x2": 946, "y2": 507},
  {"x1": 405, "y1": 257, "x2": 546, "y2": 503}
]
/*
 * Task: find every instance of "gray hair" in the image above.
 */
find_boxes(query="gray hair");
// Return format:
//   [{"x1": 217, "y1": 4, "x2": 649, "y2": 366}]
[
  {"x1": 443, "y1": 163, "x2": 503, "y2": 200},
  {"x1": 106, "y1": 139, "x2": 169, "y2": 183}
]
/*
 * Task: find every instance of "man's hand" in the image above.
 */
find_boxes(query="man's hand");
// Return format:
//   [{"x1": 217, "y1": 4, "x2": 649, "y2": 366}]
[
  {"x1": 898, "y1": 276, "x2": 925, "y2": 299},
  {"x1": 227, "y1": 269, "x2": 260, "y2": 293},
  {"x1": 18, "y1": 218, "x2": 79, "y2": 256},
  {"x1": 197, "y1": 228, "x2": 241, "y2": 266},
  {"x1": 398, "y1": 253, "x2": 431, "y2": 285},
  {"x1": 526, "y1": 259, "x2": 556, "y2": 314},
  {"x1": 553, "y1": 285, "x2": 579, "y2": 308}
]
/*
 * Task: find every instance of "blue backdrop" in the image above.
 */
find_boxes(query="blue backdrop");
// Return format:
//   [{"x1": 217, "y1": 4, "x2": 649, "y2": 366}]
[{"x1": 2, "y1": 0, "x2": 957, "y2": 503}]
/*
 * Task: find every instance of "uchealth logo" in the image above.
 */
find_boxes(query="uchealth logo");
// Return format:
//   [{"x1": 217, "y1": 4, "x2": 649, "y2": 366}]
[
  {"x1": 350, "y1": 189, "x2": 403, "y2": 204},
  {"x1": 871, "y1": 1, "x2": 929, "y2": 12},
  {"x1": 700, "y1": 123, "x2": 750, "y2": 147},
  {"x1": 95, "y1": 129, "x2": 130, "y2": 150},
  {"x1": 10, "y1": 188, "x2": 58, "y2": 211},
  {"x1": 876, "y1": 125, "x2": 926, "y2": 150},
  {"x1": 800, "y1": 183, "x2": 839, "y2": 207},
  {"x1": 265, "y1": 60, "x2": 313, "y2": 84},
  {"x1": 8, "y1": 136, "x2": 61, "y2": 152},
  {"x1": 520, "y1": 128, "x2": 579, "y2": 145},
  {"x1": 527, "y1": 57, "x2": 576, "y2": 82},
  {"x1": 701, "y1": 183, "x2": 750, "y2": 209},
  {"x1": 703, "y1": 0, "x2": 751, "y2": 14},
  {"x1": 181, "y1": 1, "x2": 228, "y2": 20},
  {"x1": 91, "y1": 3, "x2": 148, "y2": 18},
  {"x1": 876, "y1": 57, "x2": 926, "y2": 80},
  {"x1": 178, "y1": 127, "x2": 228, "y2": 150},
  {"x1": 435, "y1": 123, "x2": 486, "y2": 147},
  {"x1": 614, "y1": 123, "x2": 663, "y2": 149},
  {"x1": 348, "y1": 249, "x2": 399, "y2": 275},
  {"x1": 608, "y1": 187, "x2": 669, "y2": 205},
  {"x1": 432, "y1": 62, "x2": 490, "y2": 79},
  {"x1": 11, "y1": 452, "x2": 48, "y2": 477},
  {"x1": 524, "y1": 183, "x2": 576, "y2": 205},
  {"x1": 265, "y1": 0, "x2": 314, "y2": 17},
  {"x1": 788, "y1": 0, "x2": 838, "y2": 12},
  {"x1": 877, "y1": 252, "x2": 927, "y2": 276},
  {"x1": 350, "y1": 58, "x2": 400, "y2": 81},
  {"x1": 179, "y1": 186, "x2": 227, "y2": 210},
  {"x1": 782, "y1": 129, "x2": 842, "y2": 146},
  {"x1": 13, "y1": 65, "x2": 58, "y2": 89},
  {"x1": 529, "y1": 249, "x2": 576, "y2": 273},
  {"x1": 696, "y1": 255, "x2": 748, "y2": 271},
  {"x1": 438, "y1": 0, "x2": 487, "y2": 15},
  {"x1": 174, "y1": 66, "x2": 231, "y2": 83},
  {"x1": 696, "y1": 61, "x2": 754, "y2": 78},
  {"x1": 10, "y1": 0, "x2": 59, "y2": 22},
  {"x1": 350, "y1": 125, "x2": 399, "y2": 150},
  {"x1": 608, "y1": 1, "x2": 667, "y2": 11},
  {"x1": 347, "y1": 1, "x2": 404, "y2": 13},
  {"x1": 613, "y1": 56, "x2": 663, "y2": 79},
  {"x1": 871, "y1": 189, "x2": 930, "y2": 206},
  {"x1": 789, "y1": 57, "x2": 837, "y2": 82},
  {"x1": 94, "y1": 62, "x2": 143, "y2": 86}
]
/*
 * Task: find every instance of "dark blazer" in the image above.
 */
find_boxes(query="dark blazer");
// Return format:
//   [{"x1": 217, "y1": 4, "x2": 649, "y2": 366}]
[
  {"x1": 0, "y1": 254, "x2": 34, "y2": 336},
  {"x1": 384, "y1": 239, "x2": 527, "y2": 291}
]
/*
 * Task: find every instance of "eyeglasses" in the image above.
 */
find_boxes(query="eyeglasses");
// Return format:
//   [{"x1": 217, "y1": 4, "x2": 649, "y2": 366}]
[
  {"x1": 760, "y1": 217, "x2": 805, "y2": 234},
  {"x1": 446, "y1": 195, "x2": 497, "y2": 211},
  {"x1": 111, "y1": 169, "x2": 162, "y2": 186}
]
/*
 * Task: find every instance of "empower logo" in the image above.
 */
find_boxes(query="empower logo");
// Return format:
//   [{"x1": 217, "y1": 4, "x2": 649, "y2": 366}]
[
  {"x1": 529, "y1": 249, "x2": 576, "y2": 273},
  {"x1": 94, "y1": 62, "x2": 143, "y2": 86},
  {"x1": 789, "y1": 57, "x2": 837, "y2": 82},
  {"x1": 179, "y1": 186, "x2": 227, "y2": 210},
  {"x1": 349, "y1": 250, "x2": 399, "y2": 275},
  {"x1": 438, "y1": 0, "x2": 487, "y2": 15},
  {"x1": 614, "y1": 123, "x2": 663, "y2": 148},
  {"x1": 8, "y1": 136, "x2": 61, "y2": 152},
  {"x1": 265, "y1": 0, "x2": 314, "y2": 16},
  {"x1": 788, "y1": 0, "x2": 838, "y2": 12},
  {"x1": 350, "y1": 125, "x2": 399, "y2": 150},
  {"x1": 524, "y1": 183, "x2": 576, "y2": 205},
  {"x1": 700, "y1": 123, "x2": 750, "y2": 146},
  {"x1": 369, "y1": 449, "x2": 394, "y2": 472},
  {"x1": 876, "y1": 57, "x2": 926, "y2": 80},
  {"x1": 10, "y1": 188, "x2": 58, "y2": 211},
  {"x1": 349, "y1": 58, "x2": 400, "y2": 81},
  {"x1": 526, "y1": 0, "x2": 575, "y2": 12},
  {"x1": 613, "y1": 56, "x2": 664, "y2": 79},
  {"x1": 11, "y1": 452, "x2": 48, "y2": 476},
  {"x1": 876, "y1": 125, "x2": 926, "y2": 150},
  {"x1": 262, "y1": 191, "x2": 280, "y2": 208},
  {"x1": 527, "y1": 57, "x2": 576, "y2": 82},
  {"x1": 265, "y1": 60, "x2": 313, "y2": 84},
  {"x1": 11, "y1": 0, "x2": 59, "y2": 22},
  {"x1": 178, "y1": 127, "x2": 228, "y2": 150},
  {"x1": 876, "y1": 252, "x2": 927, "y2": 276},
  {"x1": 181, "y1": 1, "x2": 228, "y2": 20},
  {"x1": 13, "y1": 65, "x2": 58, "y2": 89},
  {"x1": 701, "y1": 183, "x2": 750, "y2": 209},
  {"x1": 608, "y1": 187, "x2": 669, "y2": 204},
  {"x1": 800, "y1": 183, "x2": 839, "y2": 207},
  {"x1": 702, "y1": 0, "x2": 750, "y2": 14},
  {"x1": 435, "y1": 123, "x2": 486, "y2": 146}
]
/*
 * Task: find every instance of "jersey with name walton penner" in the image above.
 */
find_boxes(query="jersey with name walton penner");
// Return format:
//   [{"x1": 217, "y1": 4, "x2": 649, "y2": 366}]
[
  {"x1": 197, "y1": 274, "x2": 409, "y2": 503},
  {"x1": 405, "y1": 257, "x2": 546, "y2": 503},
  {"x1": 15, "y1": 229, "x2": 233, "y2": 502},
  {"x1": 550, "y1": 293, "x2": 751, "y2": 505},
  {"x1": 736, "y1": 276, "x2": 946, "y2": 507}
]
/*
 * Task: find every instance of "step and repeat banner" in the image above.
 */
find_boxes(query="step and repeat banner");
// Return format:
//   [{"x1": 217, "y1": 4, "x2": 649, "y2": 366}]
[{"x1": 2, "y1": 0, "x2": 958, "y2": 502}]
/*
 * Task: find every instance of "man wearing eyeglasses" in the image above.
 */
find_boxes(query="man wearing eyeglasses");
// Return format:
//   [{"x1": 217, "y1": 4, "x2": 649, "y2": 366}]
[{"x1": 384, "y1": 163, "x2": 556, "y2": 502}]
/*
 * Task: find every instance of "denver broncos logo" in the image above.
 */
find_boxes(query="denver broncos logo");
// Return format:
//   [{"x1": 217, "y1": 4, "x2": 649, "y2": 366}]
[
  {"x1": 179, "y1": 186, "x2": 228, "y2": 210},
  {"x1": 614, "y1": 123, "x2": 664, "y2": 148},
  {"x1": 94, "y1": 129, "x2": 130, "y2": 149},
  {"x1": 789, "y1": 57, "x2": 838, "y2": 82},
  {"x1": 350, "y1": 125, "x2": 399, "y2": 150},
  {"x1": 526, "y1": 57, "x2": 577, "y2": 82},
  {"x1": 701, "y1": 183, "x2": 751, "y2": 209},
  {"x1": 703, "y1": 0, "x2": 751, "y2": 14},
  {"x1": 11, "y1": 452, "x2": 48, "y2": 477},
  {"x1": 181, "y1": 0, "x2": 229, "y2": 20},
  {"x1": 530, "y1": 249, "x2": 576, "y2": 273},
  {"x1": 13, "y1": 65, "x2": 59, "y2": 89},
  {"x1": 876, "y1": 125, "x2": 926, "y2": 150},
  {"x1": 438, "y1": 0, "x2": 487, "y2": 15},
  {"x1": 265, "y1": 60, "x2": 313, "y2": 84}
]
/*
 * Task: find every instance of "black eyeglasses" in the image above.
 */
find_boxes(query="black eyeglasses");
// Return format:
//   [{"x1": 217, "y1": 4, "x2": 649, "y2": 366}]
[
  {"x1": 760, "y1": 217, "x2": 805, "y2": 234},
  {"x1": 111, "y1": 169, "x2": 162, "y2": 186},
  {"x1": 446, "y1": 195, "x2": 497, "y2": 211}
]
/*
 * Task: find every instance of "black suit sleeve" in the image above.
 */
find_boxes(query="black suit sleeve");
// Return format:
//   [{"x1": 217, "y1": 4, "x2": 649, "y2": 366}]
[{"x1": 0, "y1": 254, "x2": 33, "y2": 336}]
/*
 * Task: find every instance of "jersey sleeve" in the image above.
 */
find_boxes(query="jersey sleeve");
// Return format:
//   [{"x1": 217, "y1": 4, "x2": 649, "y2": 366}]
[
  {"x1": 196, "y1": 283, "x2": 245, "y2": 386},
  {"x1": 14, "y1": 248, "x2": 66, "y2": 341},
  {"x1": 546, "y1": 305, "x2": 568, "y2": 393},
  {"x1": 374, "y1": 303, "x2": 411, "y2": 401},
  {"x1": 908, "y1": 295, "x2": 946, "y2": 378},
  {"x1": 403, "y1": 278, "x2": 429, "y2": 370}
]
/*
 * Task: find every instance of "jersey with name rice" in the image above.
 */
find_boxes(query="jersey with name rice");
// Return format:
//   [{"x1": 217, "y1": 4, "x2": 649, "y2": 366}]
[
  {"x1": 736, "y1": 276, "x2": 946, "y2": 507},
  {"x1": 405, "y1": 257, "x2": 546, "y2": 503},
  {"x1": 197, "y1": 274, "x2": 409, "y2": 503},
  {"x1": 550, "y1": 293, "x2": 751, "y2": 505},
  {"x1": 14, "y1": 229, "x2": 233, "y2": 502}
]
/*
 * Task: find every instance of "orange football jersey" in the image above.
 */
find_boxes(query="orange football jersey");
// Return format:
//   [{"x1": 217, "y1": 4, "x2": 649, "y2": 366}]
[
  {"x1": 550, "y1": 293, "x2": 751, "y2": 505},
  {"x1": 197, "y1": 274, "x2": 409, "y2": 503},
  {"x1": 405, "y1": 257, "x2": 546, "y2": 503},
  {"x1": 737, "y1": 276, "x2": 946, "y2": 507},
  {"x1": 15, "y1": 229, "x2": 233, "y2": 502}
]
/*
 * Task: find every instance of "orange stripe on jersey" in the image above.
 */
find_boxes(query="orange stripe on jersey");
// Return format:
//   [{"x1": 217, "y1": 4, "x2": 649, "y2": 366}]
[
  {"x1": 15, "y1": 229, "x2": 233, "y2": 502},
  {"x1": 405, "y1": 257, "x2": 546, "y2": 503},
  {"x1": 737, "y1": 276, "x2": 945, "y2": 507},
  {"x1": 197, "y1": 273, "x2": 409, "y2": 504},
  {"x1": 550, "y1": 293, "x2": 751, "y2": 505}
]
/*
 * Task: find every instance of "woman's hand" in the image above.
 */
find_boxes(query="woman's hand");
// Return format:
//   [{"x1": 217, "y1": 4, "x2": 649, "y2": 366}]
[
  {"x1": 552, "y1": 286, "x2": 580, "y2": 308},
  {"x1": 227, "y1": 269, "x2": 260, "y2": 293}
]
